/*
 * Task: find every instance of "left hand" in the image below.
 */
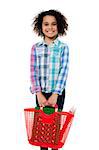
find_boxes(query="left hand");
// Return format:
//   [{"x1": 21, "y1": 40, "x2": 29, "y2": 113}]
[{"x1": 47, "y1": 93, "x2": 58, "y2": 107}]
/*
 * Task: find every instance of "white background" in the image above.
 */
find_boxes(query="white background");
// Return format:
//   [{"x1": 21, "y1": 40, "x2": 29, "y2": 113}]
[{"x1": 0, "y1": 0, "x2": 99, "y2": 150}]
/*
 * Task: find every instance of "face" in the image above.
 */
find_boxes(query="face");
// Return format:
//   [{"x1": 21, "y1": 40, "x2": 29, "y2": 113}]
[{"x1": 42, "y1": 15, "x2": 58, "y2": 39}]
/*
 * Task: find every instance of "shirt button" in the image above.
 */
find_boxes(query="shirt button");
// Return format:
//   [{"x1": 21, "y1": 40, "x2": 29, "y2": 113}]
[{"x1": 44, "y1": 44, "x2": 48, "y2": 47}]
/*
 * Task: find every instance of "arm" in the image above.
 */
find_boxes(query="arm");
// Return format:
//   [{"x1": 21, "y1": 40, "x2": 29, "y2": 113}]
[
  {"x1": 30, "y1": 45, "x2": 47, "y2": 106},
  {"x1": 30, "y1": 45, "x2": 41, "y2": 94},
  {"x1": 53, "y1": 44, "x2": 69, "y2": 95},
  {"x1": 47, "y1": 45, "x2": 69, "y2": 106}
]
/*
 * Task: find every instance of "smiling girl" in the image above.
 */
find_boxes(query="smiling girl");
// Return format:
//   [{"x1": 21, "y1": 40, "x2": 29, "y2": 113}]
[{"x1": 30, "y1": 9, "x2": 69, "y2": 150}]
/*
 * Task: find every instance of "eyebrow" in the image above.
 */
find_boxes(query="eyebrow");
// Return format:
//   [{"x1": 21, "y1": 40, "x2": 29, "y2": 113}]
[{"x1": 43, "y1": 21, "x2": 57, "y2": 23}]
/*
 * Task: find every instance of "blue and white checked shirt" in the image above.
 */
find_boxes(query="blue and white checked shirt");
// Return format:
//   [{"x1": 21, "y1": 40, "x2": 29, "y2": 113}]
[{"x1": 30, "y1": 38, "x2": 69, "y2": 95}]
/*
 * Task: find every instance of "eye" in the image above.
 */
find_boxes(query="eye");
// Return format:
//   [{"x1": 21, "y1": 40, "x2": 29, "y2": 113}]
[
  {"x1": 44, "y1": 23, "x2": 49, "y2": 26},
  {"x1": 52, "y1": 22, "x2": 57, "y2": 26},
  {"x1": 52, "y1": 23, "x2": 57, "y2": 25}
]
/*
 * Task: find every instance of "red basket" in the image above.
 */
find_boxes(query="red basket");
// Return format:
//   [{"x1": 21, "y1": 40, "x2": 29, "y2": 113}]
[{"x1": 24, "y1": 107, "x2": 74, "y2": 149}]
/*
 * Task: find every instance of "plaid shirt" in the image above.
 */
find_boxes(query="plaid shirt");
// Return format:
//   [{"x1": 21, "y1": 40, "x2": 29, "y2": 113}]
[{"x1": 30, "y1": 38, "x2": 69, "y2": 95}]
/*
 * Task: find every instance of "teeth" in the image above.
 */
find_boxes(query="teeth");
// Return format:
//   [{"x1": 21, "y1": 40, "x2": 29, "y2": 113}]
[{"x1": 47, "y1": 32, "x2": 54, "y2": 33}]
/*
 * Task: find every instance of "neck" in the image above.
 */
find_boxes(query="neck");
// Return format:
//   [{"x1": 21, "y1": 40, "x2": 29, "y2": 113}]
[{"x1": 44, "y1": 36, "x2": 57, "y2": 45}]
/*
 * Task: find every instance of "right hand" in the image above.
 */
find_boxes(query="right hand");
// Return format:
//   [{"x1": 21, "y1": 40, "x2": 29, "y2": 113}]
[{"x1": 36, "y1": 92, "x2": 48, "y2": 107}]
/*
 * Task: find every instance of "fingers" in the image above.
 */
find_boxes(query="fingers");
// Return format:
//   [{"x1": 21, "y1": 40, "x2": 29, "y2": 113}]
[
  {"x1": 37, "y1": 94, "x2": 48, "y2": 107},
  {"x1": 47, "y1": 101, "x2": 56, "y2": 107},
  {"x1": 39, "y1": 103, "x2": 45, "y2": 107},
  {"x1": 39, "y1": 100, "x2": 48, "y2": 107},
  {"x1": 47, "y1": 99, "x2": 57, "y2": 107}
]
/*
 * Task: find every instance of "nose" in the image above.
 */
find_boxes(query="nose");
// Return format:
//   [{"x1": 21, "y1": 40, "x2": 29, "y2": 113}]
[{"x1": 48, "y1": 25, "x2": 53, "y2": 30}]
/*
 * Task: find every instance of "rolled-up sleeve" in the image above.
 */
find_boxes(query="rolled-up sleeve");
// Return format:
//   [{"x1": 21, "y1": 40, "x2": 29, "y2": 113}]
[
  {"x1": 53, "y1": 45, "x2": 69, "y2": 95},
  {"x1": 30, "y1": 45, "x2": 41, "y2": 94}
]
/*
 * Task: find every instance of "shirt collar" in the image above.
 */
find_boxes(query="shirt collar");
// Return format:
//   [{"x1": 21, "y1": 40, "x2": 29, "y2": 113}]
[{"x1": 38, "y1": 38, "x2": 59, "y2": 47}]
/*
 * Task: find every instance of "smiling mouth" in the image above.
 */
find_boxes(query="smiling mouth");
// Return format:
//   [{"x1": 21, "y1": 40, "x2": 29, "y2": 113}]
[{"x1": 46, "y1": 31, "x2": 55, "y2": 33}]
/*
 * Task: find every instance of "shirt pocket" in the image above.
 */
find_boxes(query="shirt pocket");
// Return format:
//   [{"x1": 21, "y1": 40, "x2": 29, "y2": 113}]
[
  {"x1": 37, "y1": 51, "x2": 43, "y2": 57},
  {"x1": 53, "y1": 47, "x2": 60, "y2": 57},
  {"x1": 50, "y1": 51, "x2": 60, "y2": 75},
  {"x1": 37, "y1": 53, "x2": 43, "y2": 66},
  {"x1": 52, "y1": 50, "x2": 60, "y2": 64}
]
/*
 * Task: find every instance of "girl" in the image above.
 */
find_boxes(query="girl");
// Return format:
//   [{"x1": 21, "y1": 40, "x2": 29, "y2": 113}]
[{"x1": 30, "y1": 9, "x2": 69, "y2": 150}]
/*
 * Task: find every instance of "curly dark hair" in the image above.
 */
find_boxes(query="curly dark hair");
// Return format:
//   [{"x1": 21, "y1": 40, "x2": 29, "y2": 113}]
[{"x1": 32, "y1": 9, "x2": 68, "y2": 37}]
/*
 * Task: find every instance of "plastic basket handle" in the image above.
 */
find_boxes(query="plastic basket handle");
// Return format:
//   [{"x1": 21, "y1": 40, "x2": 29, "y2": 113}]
[{"x1": 40, "y1": 104, "x2": 58, "y2": 112}]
